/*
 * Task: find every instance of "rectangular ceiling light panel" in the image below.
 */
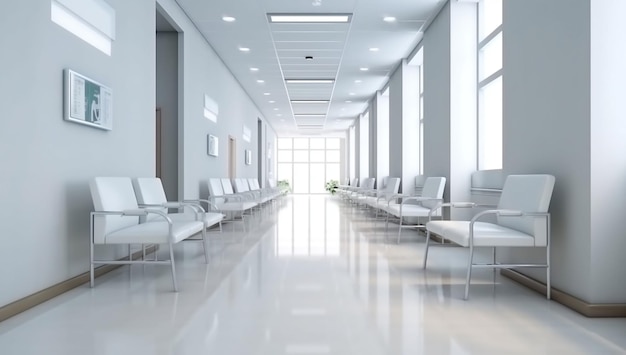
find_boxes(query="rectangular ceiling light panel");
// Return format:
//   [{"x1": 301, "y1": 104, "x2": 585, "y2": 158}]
[
  {"x1": 285, "y1": 79, "x2": 334, "y2": 84},
  {"x1": 268, "y1": 14, "x2": 352, "y2": 23}
]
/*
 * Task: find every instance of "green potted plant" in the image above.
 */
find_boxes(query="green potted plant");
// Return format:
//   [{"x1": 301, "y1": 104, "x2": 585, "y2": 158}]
[
  {"x1": 277, "y1": 179, "x2": 291, "y2": 194},
  {"x1": 325, "y1": 179, "x2": 339, "y2": 195}
]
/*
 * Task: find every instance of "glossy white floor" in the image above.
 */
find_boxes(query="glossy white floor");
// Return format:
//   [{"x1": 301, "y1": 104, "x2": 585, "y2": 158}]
[{"x1": 0, "y1": 195, "x2": 625, "y2": 354}]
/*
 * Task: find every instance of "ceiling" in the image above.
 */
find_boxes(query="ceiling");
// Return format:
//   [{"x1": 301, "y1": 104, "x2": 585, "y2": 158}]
[{"x1": 169, "y1": 0, "x2": 444, "y2": 136}]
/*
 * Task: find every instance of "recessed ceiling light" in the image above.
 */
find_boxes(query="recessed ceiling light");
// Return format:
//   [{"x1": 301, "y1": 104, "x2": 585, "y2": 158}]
[
  {"x1": 354, "y1": 80, "x2": 362, "y2": 83},
  {"x1": 257, "y1": 79, "x2": 265, "y2": 83},
  {"x1": 285, "y1": 79, "x2": 334, "y2": 84},
  {"x1": 268, "y1": 14, "x2": 351, "y2": 23},
  {"x1": 273, "y1": 108, "x2": 279, "y2": 111},
  {"x1": 290, "y1": 100, "x2": 329, "y2": 104},
  {"x1": 222, "y1": 16, "x2": 236, "y2": 22},
  {"x1": 345, "y1": 100, "x2": 352, "y2": 103},
  {"x1": 369, "y1": 47, "x2": 379, "y2": 52},
  {"x1": 280, "y1": 119, "x2": 285, "y2": 122},
  {"x1": 250, "y1": 67, "x2": 259, "y2": 72},
  {"x1": 360, "y1": 67, "x2": 369, "y2": 71},
  {"x1": 383, "y1": 16, "x2": 396, "y2": 22},
  {"x1": 349, "y1": 93, "x2": 356, "y2": 96},
  {"x1": 239, "y1": 47, "x2": 250, "y2": 52},
  {"x1": 269, "y1": 100, "x2": 276, "y2": 103},
  {"x1": 263, "y1": 92, "x2": 271, "y2": 96}
]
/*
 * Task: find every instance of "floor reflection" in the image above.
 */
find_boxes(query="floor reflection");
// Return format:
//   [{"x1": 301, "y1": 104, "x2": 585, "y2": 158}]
[{"x1": 0, "y1": 195, "x2": 624, "y2": 355}]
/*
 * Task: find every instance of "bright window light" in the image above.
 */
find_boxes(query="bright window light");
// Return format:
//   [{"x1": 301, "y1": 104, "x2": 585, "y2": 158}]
[
  {"x1": 268, "y1": 14, "x2": 351, "y2": 23},
  {"x1": 204, "y1": 94, "x2": 218, "y2": 122},
  {"x1": 51, "y1": 0, "x2": 114, "y2": 56}
]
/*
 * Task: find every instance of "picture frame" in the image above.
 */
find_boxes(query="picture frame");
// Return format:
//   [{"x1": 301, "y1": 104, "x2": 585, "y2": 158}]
[
  {"x1": 208, "y1": 134, "x2": 218, "y2": 157},
  {"x1": 64, "y1": 69, "x2": 112, "y2": 130},
  {"x1": 245, "y1": 149, "x2": 252, "y2": 165}
]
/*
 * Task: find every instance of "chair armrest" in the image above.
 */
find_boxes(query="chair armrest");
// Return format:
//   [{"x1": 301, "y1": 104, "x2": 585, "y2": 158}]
[
  {"x1": 140, "y1": 202, "x2": 205, "y2": 213},
  {"x1": 401, "y1": 196, "x2": 442, "y2": 205},
  {"x1": 185, "y1": 199, "x2": 221, "y2": 213},
  {"x1": 467, "y1": 209, "x2": 549, "y2": 246}
]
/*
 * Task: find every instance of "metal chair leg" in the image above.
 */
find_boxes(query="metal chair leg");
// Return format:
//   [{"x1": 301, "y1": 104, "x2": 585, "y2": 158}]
[
  {"x1": 423, "y1": 230, "x2": 431, "y2": 269},
  {"x1": 169, "y1": 243, "x2": 178, "y2": 292},
  {"x1": 464, "y1": 246, "x2": 474, "y2": 300}
]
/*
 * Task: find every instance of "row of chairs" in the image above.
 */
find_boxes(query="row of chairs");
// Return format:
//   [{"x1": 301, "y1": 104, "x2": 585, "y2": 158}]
[
  {"x1": 205, "y1": 178, "x2": 282, "y2": 228},
  {"x1": 338, "y1": 174, "x2": 555, "y2": 300},
  {"x1": 338, "y1": 176, "x2": 447, "y2": 245},
  {"x1": 89, "y1": 177, "x2": 225, "y2": 292}
]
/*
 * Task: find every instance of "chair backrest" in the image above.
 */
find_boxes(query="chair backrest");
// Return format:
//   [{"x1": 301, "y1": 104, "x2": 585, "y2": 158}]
[
  {"x1": 247, "y1": 178, "x2": 258, "y2": 191},
  {"x1": 384, "y1": 177, "x2": 401, "y2": 194},
  {"x1": 207, "y1": 178, "x2": 224, "y2": 197},
  {"x1": 233, "y1": 178, "x2": 250, "y2": 193},
  {"x1": 90, "y1": 177, "x2": 139, "y2": 244},
  {"x1": 497, "y1": 174, "x2": 555, "y2": 246},
  {"x1": 421, "y1": 177, "x2": 446, "y2": 209},
  {"x1": 252, "y1": 179, "x2": 261, "y2": 190},
  {"x1": 362, "y1": 177, "x2": 376, "y2": 190},
  {"x1": 132, "y1": 177, "x2": 168, "y2": 221},
  {"x1": 351, "y1": 178, "x2": 359, "y2": 187},
  {"x1": 221, "y1": 178, "x2": 235, "y2": 195}
]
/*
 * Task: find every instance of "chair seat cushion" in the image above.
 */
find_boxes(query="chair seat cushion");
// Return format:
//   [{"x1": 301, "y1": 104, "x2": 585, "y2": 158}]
[
  {"x1": 104, "y1": 220, "x2": 204, "y2": 244},
  {"x1": 168, "y1": 212, "x2": 224, "y2": 228},
  {"x1": 217, "y1": 201, "x2": 257, "y2": 211},
  {"x1": 426, "y1": 221, "x2": 535, "y2": 247},
  {"x1": 385, "y1": 204, "x2": 431, "y2": 218}
]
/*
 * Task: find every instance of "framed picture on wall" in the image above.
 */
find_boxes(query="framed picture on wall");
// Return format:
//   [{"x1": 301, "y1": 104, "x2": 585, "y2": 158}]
[
  {"x1": 245, "y1": 149, "x2": 252, "y2": 165},
  {"x1": 208, "y1": 134, "x2": 218, "y2": 157},
  {"x1": 63, "y1": 69, "x2": 113, "y2": 130}
]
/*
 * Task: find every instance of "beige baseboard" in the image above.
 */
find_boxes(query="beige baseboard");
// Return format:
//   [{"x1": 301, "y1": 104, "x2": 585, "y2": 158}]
[
  {"x1": 0, "y1": 245, "x2": 159, "y2": 323},
  {"x1": 501, "y1": 269, "x2": 626, "y2": 318}
]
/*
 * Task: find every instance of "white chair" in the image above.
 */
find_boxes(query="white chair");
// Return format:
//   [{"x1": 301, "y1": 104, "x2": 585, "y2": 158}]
[
  {"x1": 364, "y1": 177, "x2": 401, "y2": 217},
  {"x1": 338, "y1": 178, "x2": 359, "y2": 200},
  {"x1": 132, "y1": 177, "x2": 225, "y2": 262},
  {"x1": 89, "y1": 177, "x2": 206, "y2": 291},
  {"x1": 424, "y1": 174, "x2": 555, "y2": 300},
  {"x1": 206, "y1": 178, "x2": 256, "y2": 229},
  {"x1": 248, "y1": 178, "x2": 280, "y2": 201},
  {"x1": 348, "y1": 177, "x2": 375, "y2": 203},
  {"x1": 384, "y1": 177, "x2": 446, "y2": 243}
]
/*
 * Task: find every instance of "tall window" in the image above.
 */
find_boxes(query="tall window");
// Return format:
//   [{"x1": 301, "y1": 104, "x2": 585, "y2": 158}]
[
  {"x1": 478, "y1": 0, "x2": 503, "y2": 170},
  {"x1": 277, "y1": 138, "x2": 342, "y2": 194}
]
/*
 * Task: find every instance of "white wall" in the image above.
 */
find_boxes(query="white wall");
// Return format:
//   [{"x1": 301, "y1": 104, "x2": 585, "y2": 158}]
[
  {"x1": 368, "y1": 97, "x2": 378, "y2": 183},
  {"x1": 376, "y1": 91, "x2": 390, "y2": 185},
  {"x1": 388, "y1": 67, "x2": 404, "y2": 189},
  {"x1": 0, "y1": 0, "x2": 276, "y2": 309},
  {"x1": 0, "y1": 0, "x2": 155, "y2": 306},
  {"x1": 503, "y1": 0, "x2": 593, "y2": 301},
  {"x1": 156, "y1": 0, "x2": 275, "y2": 201},
  {"x1": 589, "y1": 0, "x2": 626, "y2": 303},
  {"x1": 423, "y1": 0, "x2": 476, "y2": 217},
  {"x1": 402, "y1": 61, "x2": 420, "y2": 195},
  {"x1": 423, "y1": 1, "x2": 451, "y2": 191},
  {"x1": 359, "y1": 112, "x2": 370, "y2": 178}
]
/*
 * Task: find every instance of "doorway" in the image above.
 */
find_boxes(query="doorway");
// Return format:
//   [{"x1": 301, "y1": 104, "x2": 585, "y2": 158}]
[{"x1": 155, "y1": 7, "x2": 181, "y2": 200}]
